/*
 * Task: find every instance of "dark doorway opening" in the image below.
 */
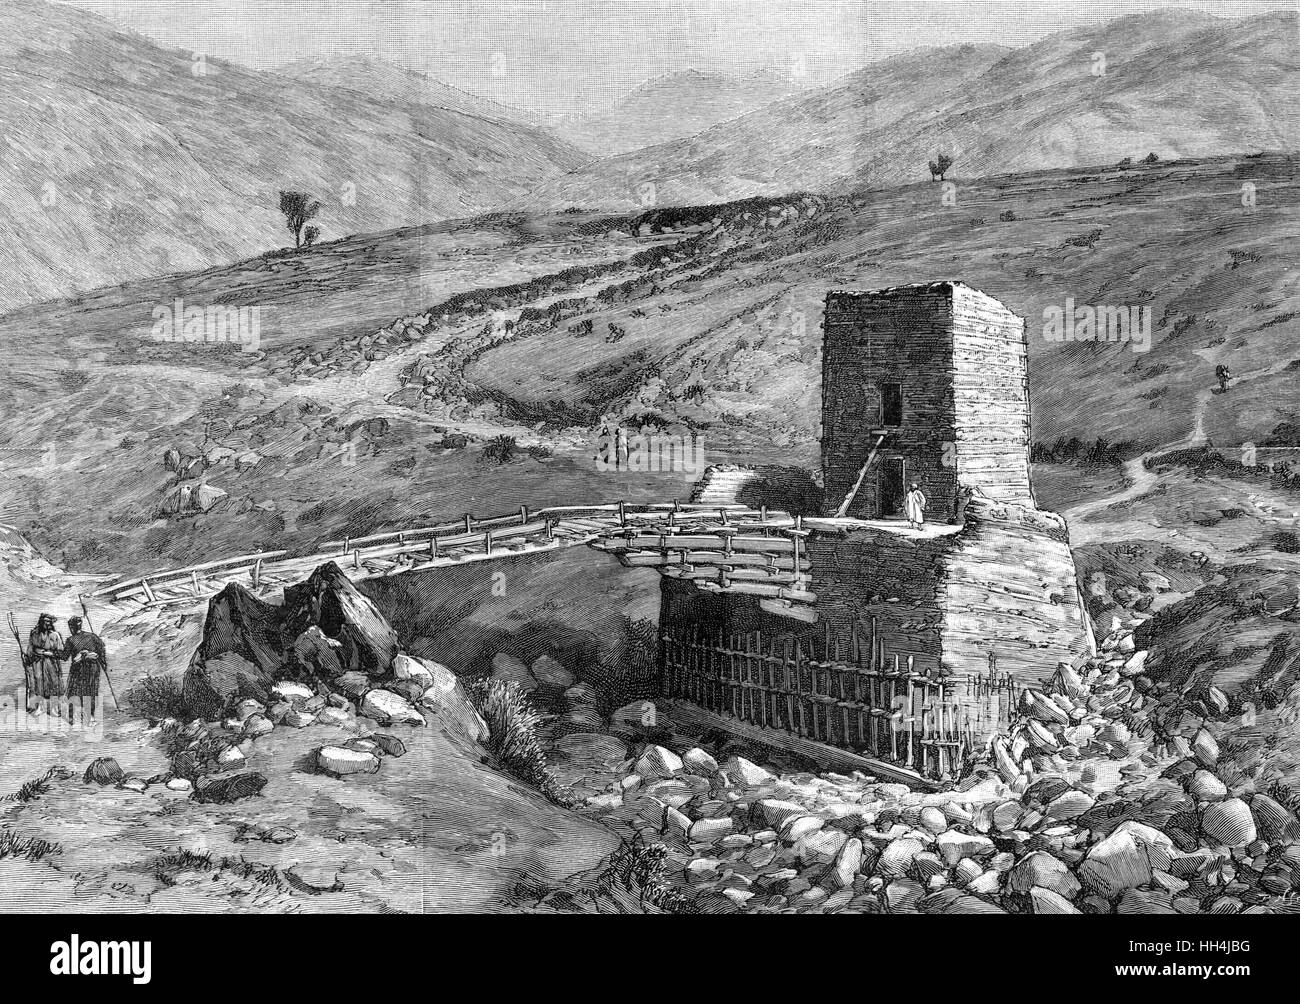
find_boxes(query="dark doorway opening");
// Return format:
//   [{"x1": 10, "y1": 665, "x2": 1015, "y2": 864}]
[{"x1": 879, "y1": 457, "x2": 905, "y2": 517}]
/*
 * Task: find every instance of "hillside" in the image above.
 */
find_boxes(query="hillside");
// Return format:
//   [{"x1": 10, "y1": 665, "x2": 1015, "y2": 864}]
[
  {"x1": 554, "y1": 67, "x2": 807, "y2": 156},
  {"x1": 280, "y1": 55, "x2": 546, "y2": 128},
  {"x1": 0, "y1": 0, "x2": 589, "y2": 314},
  {"x1": 522, "y1": 10, "x2": 1298, "y2": 211},
  {"x1": 0, "y1": 153, "x2": 1294, "y2": 578}
]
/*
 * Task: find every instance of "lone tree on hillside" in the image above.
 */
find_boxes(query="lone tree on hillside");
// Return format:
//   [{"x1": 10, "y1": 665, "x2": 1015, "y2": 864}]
[
  {"x1": 928, "y1": 153, "x2": 954, "y2": 181},
  {"x1": 1144, "y1": 151, "x2": 1160, "y2": 164},
  {"x1": 278, "y1": 190, "x2": 322, "y2": 249}
]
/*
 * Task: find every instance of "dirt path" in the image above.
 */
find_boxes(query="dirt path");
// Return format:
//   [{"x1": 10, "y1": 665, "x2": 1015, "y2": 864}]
[{"x1": 1062, "y1": 349, "x2": 1294, "y2": 529}]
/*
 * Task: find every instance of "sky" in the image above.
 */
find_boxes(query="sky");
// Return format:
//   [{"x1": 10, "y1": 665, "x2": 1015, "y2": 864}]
[{"x1": 58, "y1": 0, "x2": 1296, "y2": 116}]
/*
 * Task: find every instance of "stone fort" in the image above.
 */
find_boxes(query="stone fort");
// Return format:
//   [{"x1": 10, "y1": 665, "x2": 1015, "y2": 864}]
[{"x1": 642, "y1": 282, "x2": 1093, "y2": 780}]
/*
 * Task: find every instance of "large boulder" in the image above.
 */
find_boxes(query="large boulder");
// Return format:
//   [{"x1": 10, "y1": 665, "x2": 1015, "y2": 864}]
[
  {"x1": 414, "y1": 657, "x2": 488, "y2": 745},
  {"x1": 183, "y1": 652, "x2": 270, "y2": 723},
  {"x1": 183, "y1": 584, "x2": 287, "y2": 717},
  {"x1": 1077, "y1": 822, "x2": 1172, "y2": 899},
  {"x1": 283, "y1": 562, "x2": 398, "y2": 679}
]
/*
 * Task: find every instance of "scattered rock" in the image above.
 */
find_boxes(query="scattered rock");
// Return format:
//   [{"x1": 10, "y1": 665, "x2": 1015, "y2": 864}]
[
  {"x1": 529, "y1": 654, "x2": 575, "y2": 689},
  {"x1": 723, "y1": 757, "x2": 775, "y2": 787},
  {"x1": 83, "y1": 758, "x2": 125, "y2": 786},
  {"x1": 1201, "y1": 799, "x2": 1257, "y2": 847},
  {"x1": 317, "y1": 746, "x2": 382, "y2": 777},
  {"x1": 636, "y1": 745, "x2": 684, "y2": 780},
  {"x1": 370, "y1": 734, "x2": 407, "y2": 757},
  {"x1": 360, "y1": 689, "x2": 425, "y2": 727},
  {"x1": 242, "y1": 713, "x2": 274, "y2": 737},
  {"x1": 1030, "y1": 887, "x2": 1082, "y2": 914},
  {"x1": 1008, "y1": 851, "x2": 1081, "y2": 899},
  {"x1": 682, "y1": 747, "x2": 720, "y2": 777},
  {"x1": 192, "y1": 772, "x2": 268, "y2": 803},
  {"x1": 490, "y1": 653, "x2": 537, "y2": 690}
]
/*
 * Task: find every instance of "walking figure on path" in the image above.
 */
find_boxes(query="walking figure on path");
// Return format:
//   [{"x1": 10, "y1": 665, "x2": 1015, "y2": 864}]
[
  {"x1": 25, "y1": 613, "x2": 64, "y2": 718},
  {"x1": 62, "y1": 616, "x2": 107, "y2": 725}
]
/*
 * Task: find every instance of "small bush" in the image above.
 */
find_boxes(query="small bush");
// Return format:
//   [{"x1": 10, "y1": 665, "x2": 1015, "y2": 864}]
[
  {"x1": 998, "y1": 210, "x2": 1017, "y2": 222},
  {"x1": 443, "y1": 433, "x2": 469, "y2": 450},
  {"x1": 1117, "y1": 156, "x2": 1133, "y2": 170},
  {"x1": 468, "y1": 679, "x2": 569, "y2": 804},
  {"x1": 480, "y1": 434, "x2": 518, "y2": 465},
  {"x1": 527, "y1": 444, "x2": 553, "y2": 461},
  {"x1": 125, "y1": 673, "x2": 187, "y2": 721},
  {"x1": 602, "y1": 836, "x2": 694, "y2": 913},
  {"x1": 58, "y1": 369, "x2": 91, "y2": 392},
  {"x1": 11, "y1": 765, "x2": 72, "y2": 803},
  {"x1": 1144, "y1": 152, "x2": 1160, "y2": 164},
  {"x1": 0, "y1": 828, "x2": 62, "y2": 862}
]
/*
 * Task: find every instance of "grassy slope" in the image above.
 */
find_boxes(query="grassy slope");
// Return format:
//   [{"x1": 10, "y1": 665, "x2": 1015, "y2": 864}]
[{"x1": 0, "y1": 155, "x2": 1295, "y2": 578}]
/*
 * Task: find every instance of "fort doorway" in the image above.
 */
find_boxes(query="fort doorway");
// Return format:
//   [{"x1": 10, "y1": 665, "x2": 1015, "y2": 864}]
[{"x1": 879, "y1": 457, "x2": 905, "y2": 517}]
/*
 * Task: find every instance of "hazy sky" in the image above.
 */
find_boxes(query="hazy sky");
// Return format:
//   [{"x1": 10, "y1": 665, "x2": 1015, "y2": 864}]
[{"x1": 59, "y1": 0, "x2": 1295, "y2": 115}]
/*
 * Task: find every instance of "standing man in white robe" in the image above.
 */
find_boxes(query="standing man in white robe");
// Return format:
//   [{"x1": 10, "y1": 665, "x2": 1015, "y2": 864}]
[{"x1": 905, "y1": 481, "x2": 927, "y2": 530}]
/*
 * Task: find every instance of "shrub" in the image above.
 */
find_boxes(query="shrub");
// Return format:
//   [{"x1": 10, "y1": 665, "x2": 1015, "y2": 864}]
[
  {"x1": 0, "y1": 828, "x2": 61, "y2": 862},
  {"x1": 58, "y1": 369, "x2": 91, "y2": 392},
  {"x1": 11, "y1": 765, "x2": 72, "y2": 803},
  {"x1": 480, "y1": 434, "x2": 517, "y2": 465},
  {"x1": 468, "y1": 679, "x2": 569, "y2": 804},
  {"x1": 602, "y1": 836, "x2": 694, "y2": 913},
  {"x1": 998, "y1": 210, "x2": 1017, "y2": 222},
  {"x1": 125, "y1": 673, "x2": 187, "y2": 721},
  {"x1": 442, "y1": 433, "x2": 469, "y2": 450},
  {"x1": 1144, "y1": 152, "x2": 1160, "y2": 164},
  {"x1": 1117, "y1": 157, "x2": 1133, "y2": 170},
  {"x1": 527, "y1": 444, "x2": 554, "y2": 461}
]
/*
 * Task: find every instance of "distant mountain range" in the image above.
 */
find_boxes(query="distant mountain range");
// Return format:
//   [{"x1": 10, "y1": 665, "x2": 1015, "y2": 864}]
[
  {"x1": 552, "y1": 67, "x2": 808, "y2": 155},
  {"x1": 0, "y1": 0, "x2": 588, "y2": 313},
  {"x1": 279, "y1": 55, "x2": 546, "y2": 128},
  {"x1": 2, "y1": 3, "x2": 1295, "y2": 315},
  {"x1": 522, "y1": 9, "x2": 1300, "y2": 210}
]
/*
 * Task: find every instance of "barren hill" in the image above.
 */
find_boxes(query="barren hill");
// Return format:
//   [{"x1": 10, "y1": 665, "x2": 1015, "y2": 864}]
[
  {"x1": 0, "y1": 0, "x2": 588, "y2": 314},
  {"x1": 522, "y1": 10, "x2": 1298, "y2": 211}
]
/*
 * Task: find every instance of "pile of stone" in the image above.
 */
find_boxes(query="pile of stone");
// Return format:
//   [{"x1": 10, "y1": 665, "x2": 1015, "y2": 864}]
[{"x1": 570, "y1": 614, "x2": 1300, "y2": 914}]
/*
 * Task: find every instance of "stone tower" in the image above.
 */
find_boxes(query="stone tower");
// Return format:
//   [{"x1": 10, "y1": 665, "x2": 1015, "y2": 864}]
[{"x1": 820, "y1": 282, "x2": 1032, "y2": 522}]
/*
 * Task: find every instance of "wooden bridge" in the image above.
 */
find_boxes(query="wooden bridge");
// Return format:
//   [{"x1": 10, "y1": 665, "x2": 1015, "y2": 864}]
[{"x1": 89, "y1": 500, "x2": 817, "y2": 610}]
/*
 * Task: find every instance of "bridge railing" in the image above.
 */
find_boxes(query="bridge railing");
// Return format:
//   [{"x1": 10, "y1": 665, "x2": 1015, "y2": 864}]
[{"x1": 86, "y1": 500, "x2": 797, "y2": 606}]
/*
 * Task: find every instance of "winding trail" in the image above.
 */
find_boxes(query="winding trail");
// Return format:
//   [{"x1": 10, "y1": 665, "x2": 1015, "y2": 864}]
[{"x1": 1061, "y1": 349, "x2": 1294, "y2": 528}]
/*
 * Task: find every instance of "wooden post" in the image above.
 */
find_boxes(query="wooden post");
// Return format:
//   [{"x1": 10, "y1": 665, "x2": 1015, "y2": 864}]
[
  {"x1": 484, "y1": 530, "x2": 494, "y2": 555},
  {"x1": 353, "y1": 549, "x2": 360, "y2": 570},
  {"x1": 544, "y1": 517, "x2": 553, "y2": 541},
  {"x1": 520, "y1": 504, "x2": 529, "y2": 525},
  {"x1": 464, "y1": 513, "x2": 472, "y2": 533},
  {"x1": 760, "y1": 504, "x2": 768, "y2": 524},
  {"x1": 429, "y1": 536, "x2": 438, "y2": 558},
  {"x1": 252, "y1": 558, "x2": 262, "y2": 589},
  {"x1": 343, "y1": 536, "x2": 350, "y2": 554},
  {"x1": 190, "y1": 570, "x2": 201, "y2": 596},
  {"x1": 141, "y1": 578, "x2": 156, "y2": 604},
  {"x1": 618, "y1": 500, "x2": 627, "y2": 527}
]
